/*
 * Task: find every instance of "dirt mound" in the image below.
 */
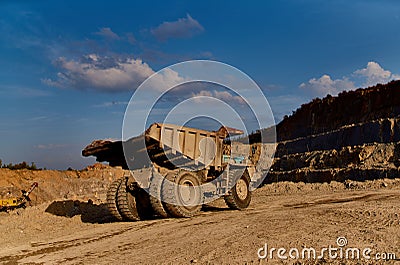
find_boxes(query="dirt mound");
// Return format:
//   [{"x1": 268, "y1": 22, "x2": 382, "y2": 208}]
[
  {"x1": 273, "y1": 142, "x2": 400, "y2": 171},
  {"x1": 0, "y1": 165, "x2": 129, "y2": 204},
  {"x1": 267, "y1": 141, "x2": 400, "y2": 185}
]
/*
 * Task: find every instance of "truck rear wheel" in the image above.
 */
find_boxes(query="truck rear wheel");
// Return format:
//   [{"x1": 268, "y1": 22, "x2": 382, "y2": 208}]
[
  {"x1": 106, "y1": 178, "x2": 124, "y2": 221},
  {"x1": 117, "y1": 178, "x2": 141, "y2": 221},
  {"x1": 162, "y1": 171, "x2": 203, "y2": 218},
  {"x1": 149, "y1": 173, "x2": 170, "y2": 218},
  {"x1": 224, "y1": 172, "x2": 251, "y2": 210}
]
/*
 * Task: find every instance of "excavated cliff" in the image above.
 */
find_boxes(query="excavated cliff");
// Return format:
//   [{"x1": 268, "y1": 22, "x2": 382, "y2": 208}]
[
  {"x1": 265, "y1": 80, "x2": 400, "y2": 184},
  {"x1": 277, "y1": 80, "x2": 400, "y2": 141}
]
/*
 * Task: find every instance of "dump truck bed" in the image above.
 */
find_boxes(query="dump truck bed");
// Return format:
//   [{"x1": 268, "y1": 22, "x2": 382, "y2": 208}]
[
  {"x1": 145, "y1": 123, "x2": 227, "y2": 169},
  {"x1": 83, "y1": 123, "x2": 245, "y2": 170}
]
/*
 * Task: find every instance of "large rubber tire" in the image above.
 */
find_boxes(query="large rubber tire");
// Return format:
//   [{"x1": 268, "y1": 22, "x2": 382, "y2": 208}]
[
  {"x1": 106, "y1": 178, "x2": 124, "y2": 221},
  {"x1": 162, "y1": 171, "x2": 203, "y2": 218},
  {"x1": 117, "y1": 178, "x2": 141, "y2": 221},
  {"x1": 224, "y1": 172, "x2": 251, "y2": 210},
  {"x1": 149, "y1": 173, "x2": 170, "y2": 218}
]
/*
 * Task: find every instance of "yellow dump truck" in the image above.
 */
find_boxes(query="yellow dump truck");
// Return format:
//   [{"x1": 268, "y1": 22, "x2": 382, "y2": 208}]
[{"x1": 83, "y1": 123, "x2": 275, "y2": 220}]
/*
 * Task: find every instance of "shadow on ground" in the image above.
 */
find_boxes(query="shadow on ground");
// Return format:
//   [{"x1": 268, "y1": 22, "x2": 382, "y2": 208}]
[
  {"x1": 45, "y1": 200, "x2": 233, "y2": 224},
  {"x1": 45, "y1": 200, "x2": 115, "y2": 223}
]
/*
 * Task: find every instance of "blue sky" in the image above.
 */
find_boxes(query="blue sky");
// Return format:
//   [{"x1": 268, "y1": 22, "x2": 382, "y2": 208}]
[{"x1": 1, "y1": 0, "x2": 399, "y2": 169}]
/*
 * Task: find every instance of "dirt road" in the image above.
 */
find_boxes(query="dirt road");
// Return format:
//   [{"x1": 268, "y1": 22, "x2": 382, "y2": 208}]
[{"x1": 0, "y1": 179, "x2": 399, "y2": 264}]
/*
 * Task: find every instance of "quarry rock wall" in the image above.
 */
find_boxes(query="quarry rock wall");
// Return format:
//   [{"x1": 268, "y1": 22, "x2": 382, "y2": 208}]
[{"x1": 276, "y1": 117, "x2": 400, "y2": 157}]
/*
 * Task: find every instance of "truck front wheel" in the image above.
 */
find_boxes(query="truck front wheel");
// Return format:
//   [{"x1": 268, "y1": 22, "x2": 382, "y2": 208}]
[
  {"x1": 224, "y1": 172, "x2": 251, "y2": 210},
  {"x1": 162, "y1": 171, "x2": 203, "y2": 218}
]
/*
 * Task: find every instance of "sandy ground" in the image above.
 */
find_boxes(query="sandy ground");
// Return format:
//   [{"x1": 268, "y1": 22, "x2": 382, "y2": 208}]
[{"x1": 0, "y1": 178, "x2": 399, "y2": 265}]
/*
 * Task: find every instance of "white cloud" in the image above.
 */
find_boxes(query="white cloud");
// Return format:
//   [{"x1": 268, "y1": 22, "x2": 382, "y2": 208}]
[
  {"x1": 43, "y1": 54, "x2": 187, "y2": 93},
  {"x1": 300, "y1": 61, "x2": 400, "y2": 97},
  {"x1": 0, "y1": 85, "x2": 51, "y2": 97},
  {"x1": 29, "y1": 116, "x2": 48, "y2": 121},
  {"x1": 93, "y1": 101, "x2": 129, "y2": 107},
  {"x1": 94, "y1": 27, "x2": 120, "y2": 40},
  {"x1": 300, "y1": 74, "x2": 355, "y2": 97},
  {"x1": 353, "y1": 61, "x2": 400, "y2": 87},
  {"x1": 43, "y1": 54, "x2": 155, "y2": 92},
  {"x1": 35, "y1": 144, "x2": 68, "y2": 150},
  {"x1": 191, "y1": 90, "x2": 245, "y2": 105},
  {"x1": 151, "y1": 14, "x2": 204, "y2": 41}
]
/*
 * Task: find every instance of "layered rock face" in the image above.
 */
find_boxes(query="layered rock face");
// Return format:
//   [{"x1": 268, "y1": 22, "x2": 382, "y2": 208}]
[
  {"x1": 276, "y1": 117, "x2": 400, "y2": 156},
  {"x1": 276, "y1": 80, "x2": 400, "y2": 141},
  {"x1": 266, "y1": 80, "x2": 400, "y2": 184},
  {"x1": 268, "y1": 142, "x2": 400, "y2": 183}
]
